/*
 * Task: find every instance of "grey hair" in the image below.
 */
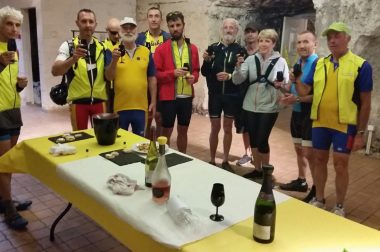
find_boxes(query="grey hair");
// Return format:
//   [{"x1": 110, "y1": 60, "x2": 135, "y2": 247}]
[
  {"x1": 0, "y1": 6, "x2": 23, "y2": 24},
  {"x1": 221, "y1": 18, "x2": 240, "y2": 34},
  {"x1": 220, "y1": 18, "x2": 242, "y2": 43}
]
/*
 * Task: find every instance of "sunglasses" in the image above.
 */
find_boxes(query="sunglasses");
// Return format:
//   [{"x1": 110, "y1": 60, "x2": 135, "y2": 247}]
[{"x1": 109, "y1": 31, "x2": 120, "y2": 36}]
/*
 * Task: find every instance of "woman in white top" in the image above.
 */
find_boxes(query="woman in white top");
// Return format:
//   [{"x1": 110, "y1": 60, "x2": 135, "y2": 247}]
[{"x1": 232, "y1": 29, "x2": 289, "y2": 179}]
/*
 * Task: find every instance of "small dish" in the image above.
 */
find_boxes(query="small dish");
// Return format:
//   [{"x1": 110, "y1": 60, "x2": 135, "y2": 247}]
[{"x1": 131, "y1": 142, "x2": 168, "y2": 154}]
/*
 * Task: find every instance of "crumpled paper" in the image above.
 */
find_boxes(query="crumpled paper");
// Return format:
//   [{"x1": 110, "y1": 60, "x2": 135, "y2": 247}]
[
  {"x1": 167, "y1": 195, "x2": 199, "y2": 227},
  {"x1": 49, "y1": 143, "x2": 77, "y2": 156},
  {"x1": 106, "y1": 173, "x2": 144, "y2": 195}
]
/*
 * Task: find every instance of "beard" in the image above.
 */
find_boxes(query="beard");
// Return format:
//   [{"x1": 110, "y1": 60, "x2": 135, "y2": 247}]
[
  {"x1": 122, "y1": 33, "x2": 137, "y2": 43},
  {"x1": 223, "y1": 33, "x2": 236, "y2": 45},
  {"x1": 171, "y1": 32, "x2": 183, "y2": 41}
]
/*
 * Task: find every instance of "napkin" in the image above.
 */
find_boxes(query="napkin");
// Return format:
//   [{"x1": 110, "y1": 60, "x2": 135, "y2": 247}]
[
  {"x1": 49, "y1": 143, "x2": 77, "y2": 156},
  {"x1": 106, "y1": 173, "x2": 144, "y2": 195},
  {"x1": 167, "y1": 195, "x2": 198, "y2": 227}
]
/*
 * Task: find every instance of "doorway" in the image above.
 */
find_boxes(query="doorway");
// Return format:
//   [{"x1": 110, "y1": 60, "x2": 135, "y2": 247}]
[{"x1": 28, "y1": 8, "x2": 41, "y2": 105}]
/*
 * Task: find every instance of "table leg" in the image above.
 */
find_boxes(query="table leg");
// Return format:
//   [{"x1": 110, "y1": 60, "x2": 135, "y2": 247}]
[{"x1": 49, "y1": 202, "x2": 72, "y2": 241}]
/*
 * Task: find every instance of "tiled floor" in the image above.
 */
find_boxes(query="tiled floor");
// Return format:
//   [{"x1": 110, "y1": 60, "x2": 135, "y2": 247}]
[{"x1": 1, "y1": 104, "x2": 379, "y2": 251}]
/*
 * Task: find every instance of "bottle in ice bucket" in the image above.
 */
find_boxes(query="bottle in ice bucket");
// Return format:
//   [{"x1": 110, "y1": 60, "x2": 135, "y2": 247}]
[
  {"x1": 145, "y1": 122, "x2": 158, "y2": 187},
  {"x1": 152, "y1": 136, "x2": 171, "y2": 204},
  {"x1": 253, "y1": 164, "x2": 276, "y2": 243}
]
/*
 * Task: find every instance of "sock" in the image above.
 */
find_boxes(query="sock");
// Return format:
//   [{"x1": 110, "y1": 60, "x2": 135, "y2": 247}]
[{"x1": 336, "y1": 203, "x2": 344, "y2": 209}]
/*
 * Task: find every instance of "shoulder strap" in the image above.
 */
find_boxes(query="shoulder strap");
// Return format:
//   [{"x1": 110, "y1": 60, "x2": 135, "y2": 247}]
[
  {"x1": 248, "y1": 56, "x2": 280, "y2": 87},
  {"x1": 264, "y1": 57, "x2": 280, "y2": 79},
  {"x1": 186, "y1": 39, "x2": 193, "y2": 73},
  {"x1": 255, "y1": 55, "x2": 261, "y2": 77},
  {"x1": 263, "y1": 57, "x2": 280, "y2": 87},
  {"x1": 247, "y1": 55, "x2": 261, "y2": 86}
]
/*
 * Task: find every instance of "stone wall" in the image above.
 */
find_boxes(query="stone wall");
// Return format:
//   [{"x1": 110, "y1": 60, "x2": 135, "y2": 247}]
[{"x1": 313, "y1": 0, "x2": 380, "y2": 149}]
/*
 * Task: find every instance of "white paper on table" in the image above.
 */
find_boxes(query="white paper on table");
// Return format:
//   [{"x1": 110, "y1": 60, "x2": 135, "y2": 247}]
[{"x1": 57, "y1": 153, "x2": 290, "y2": 248}]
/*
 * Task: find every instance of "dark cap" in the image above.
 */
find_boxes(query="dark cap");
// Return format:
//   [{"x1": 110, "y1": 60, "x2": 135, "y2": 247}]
[{"x1": 245, "y1": 22, "x2": 258, "y2": 33}]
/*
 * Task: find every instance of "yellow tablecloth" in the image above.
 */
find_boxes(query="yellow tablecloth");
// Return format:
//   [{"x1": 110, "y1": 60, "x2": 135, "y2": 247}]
[{"x1": 1, "y1": 129, "x2": 379, "y2": 252}]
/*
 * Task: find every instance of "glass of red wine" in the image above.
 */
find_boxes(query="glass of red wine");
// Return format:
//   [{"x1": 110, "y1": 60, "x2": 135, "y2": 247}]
[
  {"x1": 7, "y1": 39, "x2": 17, "y2": 63},
  {"x1": 80, "y1": 39, "x2": 88, "y2": 59},
  {"x1": 276, "y1": 71, "x2": 284, "y2": 82},
  {"x1": 183, "y1": 63, "x2": 189, "y2": 71},
  {"x1": 210, "y1": 183, "x2": 225, "y2": 222},
  {"x1": 119, "y1": 44, "x2": 126, "y2": 63}
]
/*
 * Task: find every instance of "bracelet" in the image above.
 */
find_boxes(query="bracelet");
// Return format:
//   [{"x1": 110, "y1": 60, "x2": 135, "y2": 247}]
[{"x1": 357, "y1": 130, "x2": 365, "y2": 135}]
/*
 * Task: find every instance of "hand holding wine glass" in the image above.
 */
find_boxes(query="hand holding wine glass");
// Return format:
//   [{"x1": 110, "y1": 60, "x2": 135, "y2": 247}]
[{"x1": 210, "y1": 183, "x2": 225, "y2": 222}]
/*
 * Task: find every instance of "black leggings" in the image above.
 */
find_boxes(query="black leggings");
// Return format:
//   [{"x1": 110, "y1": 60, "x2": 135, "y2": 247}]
[{"x1": 246, "y1": 111, "x2": 278, "y2": 153}]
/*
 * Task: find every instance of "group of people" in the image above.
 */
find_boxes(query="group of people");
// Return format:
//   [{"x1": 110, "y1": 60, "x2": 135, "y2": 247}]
[
  {"x1": 51, "y1": 8, "x2": 200, "y2": 154},
  {"x1": 0, "y1": 4, "x2": 373, "y2": 231}
]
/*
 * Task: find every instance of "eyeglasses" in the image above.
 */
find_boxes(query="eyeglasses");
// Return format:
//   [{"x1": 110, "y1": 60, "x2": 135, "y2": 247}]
[{"x1": 109, "y1": 31, "x2": 120, "y2": 36}]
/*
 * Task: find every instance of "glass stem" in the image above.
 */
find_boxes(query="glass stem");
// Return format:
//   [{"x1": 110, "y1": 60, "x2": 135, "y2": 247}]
[{"x1": 216, "y1": 206, "x2": 219, "y2": 216}]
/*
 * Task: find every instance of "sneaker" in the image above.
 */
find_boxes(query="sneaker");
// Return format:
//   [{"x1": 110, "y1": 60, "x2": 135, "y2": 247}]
[
  {"x1": 221, "y1": 162, "x2": 235, "y2": 173},
  {"x1": 236, "y1": 155, "x2": 252, "y2": 166},
  {"x1": 5, "y1": 213, "x2": 28, "y2": 230},
  {"x1": 0, "y1": 200, "x2": 33, "y2": 213},
  {"x1": 331, "y1": 204, "x2": 345, "y2": 217},
  {"x1": 243, "y1": 169, "x2": 263, "y2": 179},
  {"x1": 309, "y1": 197, "x2": 326, "y2": 209},
  {"x1": 302, "y1": 185, "x2": 316, "y2": 203},
  {"x1": 279, "y1": 178, "x2": 308, "y2": 192}
]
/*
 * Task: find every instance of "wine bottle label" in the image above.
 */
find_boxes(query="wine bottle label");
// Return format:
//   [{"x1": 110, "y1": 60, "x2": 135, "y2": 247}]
[
  {"x1": 253, "y1": 222, "x2": 271, "y2": 240},
  {"x1": 152, "y1": 188, "x2": 164, "y2": 198}
]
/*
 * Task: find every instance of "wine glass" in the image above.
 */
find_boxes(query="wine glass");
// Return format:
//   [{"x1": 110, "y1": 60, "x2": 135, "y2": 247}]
[{"x1": 210, "y1": 183, "x2": 225, "y2": 222}]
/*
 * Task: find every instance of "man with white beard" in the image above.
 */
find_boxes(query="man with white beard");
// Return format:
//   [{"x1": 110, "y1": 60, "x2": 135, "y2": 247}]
[
  {"x1": 201, "y1": 18, "x2": 246, "y2": 172},
  {"x1": 105, "y1": 17, "x2": 157, "y2": 136}
]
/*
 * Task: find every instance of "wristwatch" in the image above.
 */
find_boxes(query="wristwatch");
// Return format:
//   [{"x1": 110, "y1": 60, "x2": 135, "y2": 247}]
[
  {"x1": 296, "y1": 96, "x2": 301, "y2": 103},
  {"x1": 357, "y1": 130, "x2": 365, "y2": 135}
]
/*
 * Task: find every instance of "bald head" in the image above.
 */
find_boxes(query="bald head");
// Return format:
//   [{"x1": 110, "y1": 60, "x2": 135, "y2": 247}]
[
  {"x1": 106, "y1": 18, "x2": 121, "y2": 44},
  {"x1": 106, "y1": 18, "x2": 120, "y2": 30}
]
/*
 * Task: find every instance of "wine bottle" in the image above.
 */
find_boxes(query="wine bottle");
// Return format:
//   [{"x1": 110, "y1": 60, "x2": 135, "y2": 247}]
[
  {"x1": 152, "y1": 136, "x2": 171, "y2": 204},
  {"x1": 253, "y1": 164, "x2": 276, "y2": 243},
  {"x1": 144, "y1": 122, "x2": 158, "y2": 187}
]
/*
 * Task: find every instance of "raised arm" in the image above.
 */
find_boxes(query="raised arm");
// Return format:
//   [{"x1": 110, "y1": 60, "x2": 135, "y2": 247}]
[
  {"x1": 232, "y1": 55, "x2": 250, "y2": 85},
  {"x1": 51, "y1": 42, "x2": 87, "y2": 76}
]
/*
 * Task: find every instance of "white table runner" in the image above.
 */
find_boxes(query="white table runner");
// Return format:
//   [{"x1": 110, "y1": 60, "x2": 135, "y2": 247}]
[{"x1": 57, "y1": 153, "x2": 289, "y2": 248}]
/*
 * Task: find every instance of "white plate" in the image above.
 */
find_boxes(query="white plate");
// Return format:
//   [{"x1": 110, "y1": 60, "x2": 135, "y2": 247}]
[{"x1": 131, "y1": 142, "x2": 169, "y2": 154}]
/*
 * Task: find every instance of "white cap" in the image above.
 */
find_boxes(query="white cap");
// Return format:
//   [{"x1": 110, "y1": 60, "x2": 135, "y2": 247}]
[{"x1": 120, "y1": 17, "x2": 137, "y2": 26}]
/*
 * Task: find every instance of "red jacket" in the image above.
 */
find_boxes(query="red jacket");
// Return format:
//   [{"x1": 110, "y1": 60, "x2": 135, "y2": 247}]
[{"x1": 154, "y1": 39, "x2": 200, "y2": 101}]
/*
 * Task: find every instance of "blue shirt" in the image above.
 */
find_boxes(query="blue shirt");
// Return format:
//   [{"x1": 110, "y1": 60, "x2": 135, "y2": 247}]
[
  {"x1": 291, "y1": 53, "x2": 318, "y2": 112},
  {"x1": 147, "y1": 53, "x2": 156, "y2": 77}
]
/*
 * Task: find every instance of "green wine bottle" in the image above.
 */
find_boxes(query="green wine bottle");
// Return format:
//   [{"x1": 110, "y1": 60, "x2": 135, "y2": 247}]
[
  {"x1": 145, "y1": 123, "x2": 158, "y2": 187},
  {"x1": 253, "y1": 164, "x2": 276, "y2": 243}
]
